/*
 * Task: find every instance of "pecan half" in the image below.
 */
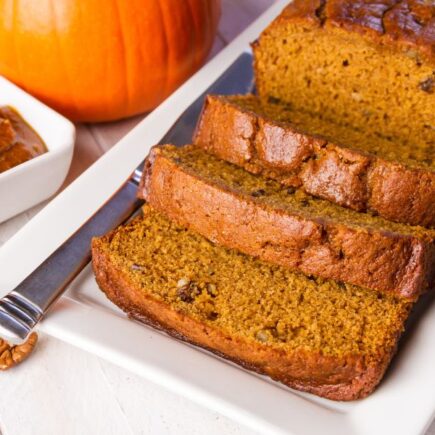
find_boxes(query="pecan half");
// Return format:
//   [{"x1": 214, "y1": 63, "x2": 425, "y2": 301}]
[{"x1": 0, "y1": 333, "x2": 38, "y2": 370}]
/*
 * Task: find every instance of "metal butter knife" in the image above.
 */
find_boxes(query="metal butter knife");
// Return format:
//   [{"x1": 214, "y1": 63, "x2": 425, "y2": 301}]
[{"x1": 0, "y1": 53, "x2": 254, "y2": 344}]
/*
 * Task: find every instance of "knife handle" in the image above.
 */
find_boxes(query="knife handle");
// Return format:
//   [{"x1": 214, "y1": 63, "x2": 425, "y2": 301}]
[{"x1": 0, "y1": 176, "x2": 143, "y2": 343}]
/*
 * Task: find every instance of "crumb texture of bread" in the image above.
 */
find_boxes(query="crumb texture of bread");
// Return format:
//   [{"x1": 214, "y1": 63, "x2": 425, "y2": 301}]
[
  {"x1": 194, "y1": 94, "x2": 435, "y2": 228},
  {"x1": 253, "y1": 0, "x2": 435, "y2": 163},
  {"x1": 139, "y1": 145, "x2": 435, "y2": 299},
  {"x1": 91, "y1": 206, "x2": 411, "y2": 401}
]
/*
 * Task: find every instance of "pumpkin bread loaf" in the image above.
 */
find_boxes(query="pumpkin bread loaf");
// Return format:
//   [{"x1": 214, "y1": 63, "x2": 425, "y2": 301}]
[
  {"x1": 92, "y1": 205, "x2": 412, "y2": 401},
  {"x1": 194, "y1": 94, "x2": 435, "y2": 228},
  {"x1": 139, "y1": 144, "x2": 435, "y2": 300},
  {"x1": 253, "y1": 0, "x2": 435, "y2": 157}
]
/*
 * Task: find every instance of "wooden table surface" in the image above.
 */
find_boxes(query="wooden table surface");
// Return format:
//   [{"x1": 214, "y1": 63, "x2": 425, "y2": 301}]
[{"x1": 0, "y1": 1, "x2": 434, "y2": 434}]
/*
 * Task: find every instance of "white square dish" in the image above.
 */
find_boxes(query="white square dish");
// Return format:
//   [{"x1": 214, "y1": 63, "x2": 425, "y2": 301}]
[
  {"x1": 0, "y1": 2, "x2": 434, "y2": 434},
  {"x1": 0, "y1": 76, "x2": 75, "y2": 223}
]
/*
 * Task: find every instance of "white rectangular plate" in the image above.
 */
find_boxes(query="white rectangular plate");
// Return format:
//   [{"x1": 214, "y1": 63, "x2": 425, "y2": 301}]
[{"x1": 1, "y1": 2, "x2": 435, "y2": 434}]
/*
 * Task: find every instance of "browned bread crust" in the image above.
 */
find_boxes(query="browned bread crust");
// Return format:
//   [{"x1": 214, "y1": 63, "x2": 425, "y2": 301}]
[
  {"x1": 92, "y1": 226, "x2": 402, "y2": 401},
  {"x1": 194, "y1": 95, "x2": 435, "y2": 228},
  {"x1": 262, "y1": 0, "x2": 435, "y2": 65},
  {"x1": 139, "y1": 145, "x2": 435, "y2": 300}
]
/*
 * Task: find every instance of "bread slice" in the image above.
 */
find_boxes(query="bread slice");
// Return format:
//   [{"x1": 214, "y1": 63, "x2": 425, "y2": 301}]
[
  {"x1": 92, "y1": 205, "x2": 412, "y2": 401},
  {"x1": 253, "y1": 0, "x2": 435, "y2": 155},
  {"x1": 139, "y1": 144, "x2": 435, "y2": 300},
  {"x1": 194, "y1": 94, "x2": 435, "y2": 228}
]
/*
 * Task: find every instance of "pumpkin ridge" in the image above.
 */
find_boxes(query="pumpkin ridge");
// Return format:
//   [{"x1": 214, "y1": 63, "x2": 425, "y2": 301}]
[
  {"x1": 186, "y1": 0, "x2": 201, "y2": 68},
  {"x1": 50, "y1": 0, "x2": 80, "y2": 117},
  {"x1": 156, "y1": 0, "x2": 171, "y2": 103},
  {"x1": 12, "y1": 0, "x2": 24, "y2": 93},
  {"x1": 113, "y1": 0, "x2": 131, "y2": 115}
]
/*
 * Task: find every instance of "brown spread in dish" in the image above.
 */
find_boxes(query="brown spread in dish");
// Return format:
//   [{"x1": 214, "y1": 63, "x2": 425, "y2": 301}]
[{"x1": 0, "y1": 106, "x2": 47, "y2": 174}]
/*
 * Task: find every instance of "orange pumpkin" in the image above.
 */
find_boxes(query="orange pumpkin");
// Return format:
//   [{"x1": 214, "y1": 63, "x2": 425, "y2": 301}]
[{"x1": 0, "y1": 0, "x2": 221, "y2": 122}]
